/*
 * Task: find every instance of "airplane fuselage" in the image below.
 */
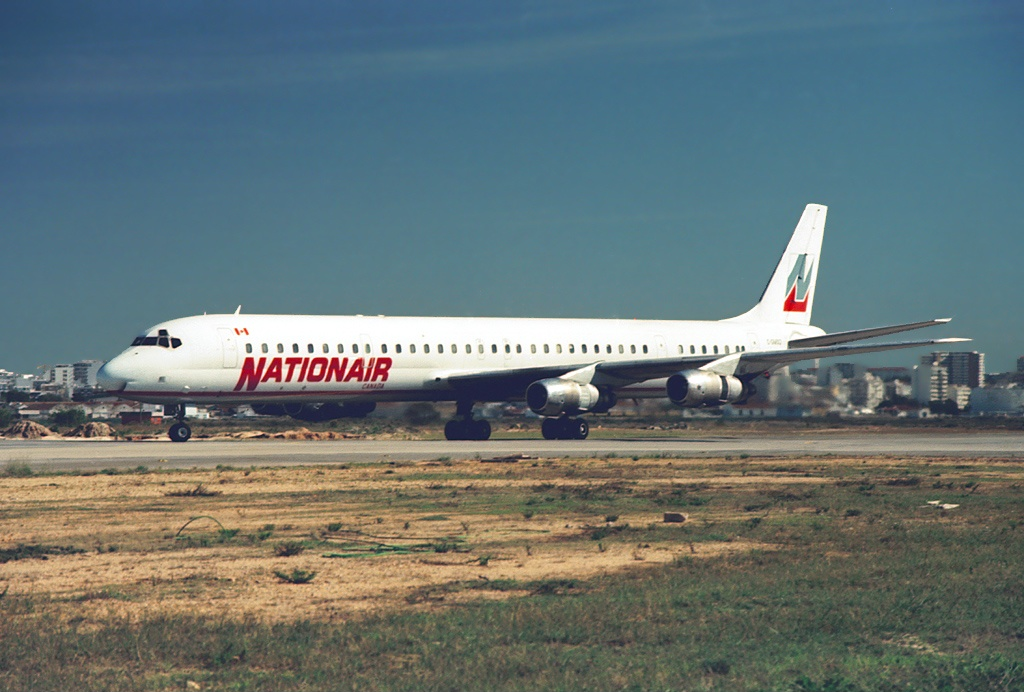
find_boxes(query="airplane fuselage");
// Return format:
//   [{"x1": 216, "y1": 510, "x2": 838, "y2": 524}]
[{"x1": 100, "y1": 313, "x2": 823, "y2": 406}]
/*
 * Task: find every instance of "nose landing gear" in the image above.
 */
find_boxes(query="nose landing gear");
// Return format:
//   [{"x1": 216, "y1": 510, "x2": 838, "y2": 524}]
[{"x1": 166, "y1": 405, "x2": 192, "y2": 442}]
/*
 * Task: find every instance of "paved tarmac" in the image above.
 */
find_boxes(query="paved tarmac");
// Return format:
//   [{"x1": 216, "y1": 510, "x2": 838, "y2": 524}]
[{"x1": 1, "y1": 432, "x2": 1022, "y2": 472}]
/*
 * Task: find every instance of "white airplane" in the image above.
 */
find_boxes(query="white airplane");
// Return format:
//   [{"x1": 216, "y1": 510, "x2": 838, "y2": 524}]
[{"x1": 97, "y1": 204, "x2": 967, "y2": 442}]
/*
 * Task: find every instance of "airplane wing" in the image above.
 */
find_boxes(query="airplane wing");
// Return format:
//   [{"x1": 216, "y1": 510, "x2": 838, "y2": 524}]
[
  {"x1": 591, "y1": 337, "x2": 970, "y2": 381},
  {"x1": 725, "y1": 337, "x2": 970, "y2": 378},
  {"x1": 445, "y1": 319, "x2": 968, "y2": 399}
]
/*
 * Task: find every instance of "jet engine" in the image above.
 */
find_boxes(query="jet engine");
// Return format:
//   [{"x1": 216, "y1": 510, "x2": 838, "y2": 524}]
[
  {"x1": 526, "y1": 378, "x2": 615, "y2": 417},
  {"x1": 666, "y1": 370, "x2": 746, "y2": 407},
  {"x1": 251, "y1": 402, "x2": 376, "y2": 421}
]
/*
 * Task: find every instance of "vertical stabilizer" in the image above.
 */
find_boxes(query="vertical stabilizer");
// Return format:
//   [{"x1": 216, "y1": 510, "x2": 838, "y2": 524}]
[{"x1": 728, "y1": 203, "x2": 827, "y2": 326}]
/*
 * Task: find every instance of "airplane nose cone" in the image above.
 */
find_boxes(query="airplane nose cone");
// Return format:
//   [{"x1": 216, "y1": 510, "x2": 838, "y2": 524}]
[{"x1": 97, "y1": 359, "x2": 129, "y2": 393}]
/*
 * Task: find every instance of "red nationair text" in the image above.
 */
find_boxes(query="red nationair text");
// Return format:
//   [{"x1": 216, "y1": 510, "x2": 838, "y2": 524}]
[{"x1": 234, "y1": 356, "x2": 392, "y2": 392}]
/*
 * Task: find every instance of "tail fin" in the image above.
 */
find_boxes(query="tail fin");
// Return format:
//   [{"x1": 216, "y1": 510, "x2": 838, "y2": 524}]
[{"x1": 728, "y1": 203, "x2": 827, "y2": 326}]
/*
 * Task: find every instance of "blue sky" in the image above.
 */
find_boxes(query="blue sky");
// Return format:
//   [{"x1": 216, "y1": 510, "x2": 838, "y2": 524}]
[{"x1": 2, "y1": 1, "x2": 1022, "y2": 374}]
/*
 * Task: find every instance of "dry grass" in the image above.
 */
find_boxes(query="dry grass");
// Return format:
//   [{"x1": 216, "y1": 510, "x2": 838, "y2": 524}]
[
  {"x1": 0, "y1": 457, "x2": 763, "y2": 624},
  {"x1": 1, "y1": 454, "x2": 1022, "y2": 690}
]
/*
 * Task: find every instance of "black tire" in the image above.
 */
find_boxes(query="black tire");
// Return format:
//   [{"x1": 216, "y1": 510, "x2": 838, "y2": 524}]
[
  {"x1": 556, "y1": 417, "x2": 575, "y2": 440},
  {"x1": 541, "y1": 417, "x2": 560, "y2": 440},
  {"x1": 573, "y1": 419, "x2": 589, "y2": 440},
  {"x1": 168, "y1": 422, "x2": 192, "y2": 443},
  {"x1": 471, "y1": 419, "x2": 491, "y2": 441},
  {"x1": 444, "y1": 420, "x2": 464, "y2": 441}
]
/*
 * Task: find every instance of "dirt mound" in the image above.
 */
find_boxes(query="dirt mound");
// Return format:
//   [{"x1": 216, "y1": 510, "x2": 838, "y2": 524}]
[
  {"x1": 65, "y1": 422, "x2": 118, "y2": 438},
  {"x1": 270, "y1": 427, "x2": 359, "y2": 440},
  {"x1": 202, "y1": 429, "x2": 361, "y2": 441},
  {"x1": 3, "y1": 420, "x2": 59, "y2": 439},
  {"x1": 206, "y1": 430, "x2": 272, "y2": 440}
]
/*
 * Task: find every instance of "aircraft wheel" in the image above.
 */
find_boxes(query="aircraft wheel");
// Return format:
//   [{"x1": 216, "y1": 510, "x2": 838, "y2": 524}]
[
  {"x1": 572, "y1": 418, "x2": 589, "y2": 440},
  {"x1": 444, "y1": 420, "x2": 464, "y2": 441},
  {"x1": 541, "y1": 417, "x2": 560, "y2": 440},
  {"x1": 168, "y1": 422, "x2": 192, "y2": 443},
  {"x1": 471, "y1": 419, "x2": 491, "y2": 441}
]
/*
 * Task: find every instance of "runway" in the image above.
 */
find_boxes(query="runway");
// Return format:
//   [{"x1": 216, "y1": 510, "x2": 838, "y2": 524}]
[{"x1": 2, "y1": 432, "x2": 1022, "y2": 472}]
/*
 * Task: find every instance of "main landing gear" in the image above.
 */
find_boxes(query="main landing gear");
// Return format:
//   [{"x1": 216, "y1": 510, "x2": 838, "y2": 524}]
[
  {"x1": 166, "y1": 404, "x2": 192, "y2": 443},
  {"x1": 444, "y1": 400, "x2": 491, "y2": 441},
  {"x1": 541, "y1": 416, "x2": 589, "y2": 440}
]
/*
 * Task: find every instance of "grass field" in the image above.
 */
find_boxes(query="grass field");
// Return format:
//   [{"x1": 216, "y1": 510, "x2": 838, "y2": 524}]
[{"x1": 1, "y1": 453, "x2": 1022, "y2": 690}]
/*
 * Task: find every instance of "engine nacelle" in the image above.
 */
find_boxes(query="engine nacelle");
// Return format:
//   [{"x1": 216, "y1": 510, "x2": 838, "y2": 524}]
[
  {"x1": 252, "y1": 402, "x2": 376, "y2": 421},
  {"x1": 526, "y1": 378, "x2": 614, "y2": 416},
  {"x1": 666, "y1": 370, "x2": 746, "y2": 407}
]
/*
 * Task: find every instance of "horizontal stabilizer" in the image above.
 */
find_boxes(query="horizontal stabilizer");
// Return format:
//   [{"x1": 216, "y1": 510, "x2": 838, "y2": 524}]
[{"x1": 789, "y1": 318, "x2": 952, "y2": 349}]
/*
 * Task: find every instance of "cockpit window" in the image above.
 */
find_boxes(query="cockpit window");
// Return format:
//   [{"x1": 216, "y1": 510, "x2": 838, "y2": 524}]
[{"x1": 131, "y1": 328, "x2": 183, "y2": 349}]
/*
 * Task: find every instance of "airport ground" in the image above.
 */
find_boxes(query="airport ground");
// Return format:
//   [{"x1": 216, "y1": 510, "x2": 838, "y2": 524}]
[{"x1": 1, "y1": 428, "x2": 1023, "y2": 690}]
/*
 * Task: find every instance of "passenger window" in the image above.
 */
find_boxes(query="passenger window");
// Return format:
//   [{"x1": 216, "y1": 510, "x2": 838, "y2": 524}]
[
  {"x1": 678, "y1": 345, "x2": 684, "y2": 354},
  {"x1": 337, "y1": 344, "x2": 343, "y2": 354},
  {"x1": 569, "y1": 344, "x2": 575, "y2": 354},
  {"x1": 713, "y1": 345, "x2": 719, "y2": 354},
  {"x1": 293, "y1": 344, "x2": 300, "y2": 354},
  {"x1": 556, "y1": 344, "x2": 562, "y2": 354},
  {"x1": 504, "y1": 344, "x2": 510, "y2": 354},
  {"x1": 595, "y1": 344, "x2": 600, "y2": 354},
  {"x1": 631, "y1": 345, "x2": 636, "y2": 354},
  {"x1": 395, "y1": 344, "x2": 402, "y2": 354},
  {"x1": 582, "y1": 344, "x2": 588, "y2": 354},
  {"x1": 278, "y1": 344, "x2": 284, "y2": 353},
  {"x1": 262, "y1": 343, "x2": 269, "y2": 354},
  {"x1": 352, "y1": 344, "x2": 358, "y2": 354},
  {"x1": 410, "y1": 344, "x2": 416, "y2": 354},
  {"x1": 690, "y1": 345, "x2": 696, "y2": 354},
  {"x1": 725, "y1": 345, "x2": 730, "y2": 354},
  {"x1": 382, "y1": 344, "x2": 388, "y2": 354},
  {"x1": 323, "y1": 344, "x2": 329, "y2": 354},
  {"x1": 618, "y1": 345, "x2": 624, "y2": 354},
  {"x1": 245, "y1": 343, "x2": 253, "y2": 354},
  {"x1": 701, "y1": 345, "x2": 707, "y2": 354},
  {"x1": 544, "y1": 344, "x2": 550, "y2": 354},
  {"x1": 305, "y1": 344, "x2": 313, "y2": 354},
  {"x1": 364, "y1": 344, "x2": 371, "y2": 354},
  {"x1": 530, "y1": 344, "x2": 537, "y2": 354},
  {"x1": 516, "y1": 344, "x2": 522, "y2": 354},
  {"x1": 606, "y1": 345, "x2": 611, "y2": 354},
  {"x1": 643, "y1": 345, "x2": 649, "y2": 354}
]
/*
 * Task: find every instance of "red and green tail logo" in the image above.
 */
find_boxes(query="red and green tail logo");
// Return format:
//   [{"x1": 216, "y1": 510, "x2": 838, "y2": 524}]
[{"x1": 783, "y1": 254, "x2": 813, "y2": 313}]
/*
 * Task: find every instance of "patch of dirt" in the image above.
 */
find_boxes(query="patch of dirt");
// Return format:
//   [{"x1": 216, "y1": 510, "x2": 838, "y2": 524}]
[
  {"x1": 65, "y1": 422, "x2": 118, "y2": 438},
  {"x1": 9, "y1": 455, "x2": 960, "y2": 626},
  {"x1": 3, "y1": 420, "x2": 58, "y2": 438}
]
